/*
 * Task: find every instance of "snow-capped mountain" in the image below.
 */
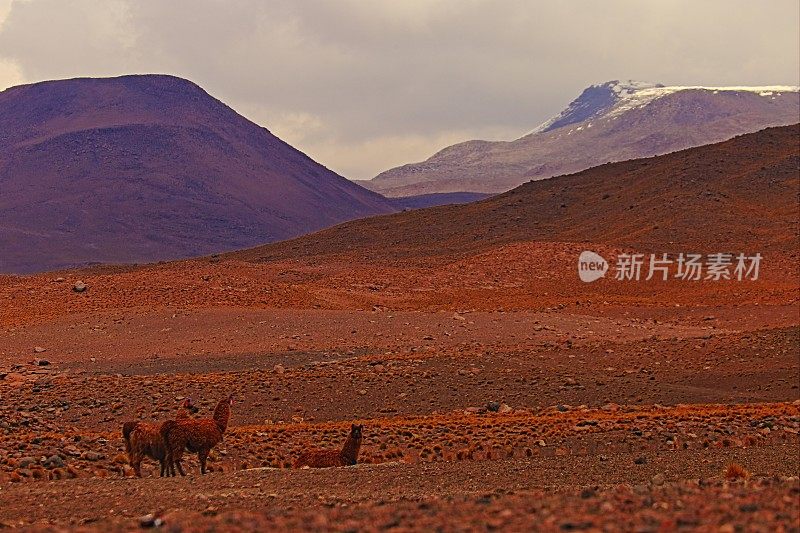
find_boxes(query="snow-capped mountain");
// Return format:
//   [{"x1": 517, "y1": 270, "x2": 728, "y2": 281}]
[
  {"x1": 527, "y1": 80, "x2": 666, "y2": 134},
  {"x1": 364, "y1": 81, "x2": 800, "y2": 196}
]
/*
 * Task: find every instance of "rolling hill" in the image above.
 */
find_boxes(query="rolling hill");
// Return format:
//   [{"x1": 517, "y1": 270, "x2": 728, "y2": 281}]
[
  {"x1": 236, "y1": 124, "x2": 799, "y2": 263},
  {"x1": 0, "y1": 74, "x2": 396, "y2": 273}
]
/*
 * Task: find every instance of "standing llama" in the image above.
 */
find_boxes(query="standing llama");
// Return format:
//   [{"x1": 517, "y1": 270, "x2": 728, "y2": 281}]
[
  {"x1": 161, "y1": 395, "x2": 234, "y2": 476},
  {"x1": 294, "y1": 424, "x2": 363, "y2": 468},
  {"x1": 122, "y1": 397, "x2": 198, "y2": 477}
]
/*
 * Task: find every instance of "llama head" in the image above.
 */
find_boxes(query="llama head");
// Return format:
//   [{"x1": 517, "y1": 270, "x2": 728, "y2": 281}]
[
  {"x1": 350, "y1": 424, "x2": 363, "y2": 440},
  {"x1": 215, "y1": 395, "x2": 234, "y2": 413},
  {"x1": 182, "y1": 397, "x2": 200, "y2": 414},
  {"x1": 213, "y1": 395, "x2": 234, "y2": 432}
]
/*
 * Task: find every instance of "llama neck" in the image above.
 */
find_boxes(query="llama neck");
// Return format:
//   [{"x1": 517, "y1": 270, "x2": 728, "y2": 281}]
[
  {"x1": 213, "y1": 400, "x2": 231, "y2": 433},
  {"x1": 340, "y1": 435, "x2": 362, "y2": 464}
]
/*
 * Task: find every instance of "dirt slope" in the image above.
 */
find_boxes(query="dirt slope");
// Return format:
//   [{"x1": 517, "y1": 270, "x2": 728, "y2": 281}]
[
  {"x1": 0, "y1": 75, "x2": 396, "y2": 274},
  {"x1": 235, "y1": 124, "x2": 800, "y2": 264}
]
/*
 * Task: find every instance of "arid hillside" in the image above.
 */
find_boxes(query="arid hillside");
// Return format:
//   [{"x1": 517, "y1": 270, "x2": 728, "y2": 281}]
[
  {"x1": 0, "y1": 75, "x2": 396, "y2": 274},
  {"x1": 238, "y1": 124, "x2": 800, "y2": 264}
]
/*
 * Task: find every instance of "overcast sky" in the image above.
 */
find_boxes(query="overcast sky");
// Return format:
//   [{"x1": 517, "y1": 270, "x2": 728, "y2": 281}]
[{"x1": 1, "y1": 0, "x2": 798, "y2": 179}]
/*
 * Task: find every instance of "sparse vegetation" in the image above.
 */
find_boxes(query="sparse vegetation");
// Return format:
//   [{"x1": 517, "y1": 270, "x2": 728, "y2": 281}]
[{"x1": 724, "y1": 463, "x2": 751, "y2": 481}]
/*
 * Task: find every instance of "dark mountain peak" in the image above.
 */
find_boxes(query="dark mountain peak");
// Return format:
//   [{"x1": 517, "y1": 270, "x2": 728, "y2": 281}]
[
  {"x1": 0, "y1": 73, "x2": 212, "y2": 109},
  {"x1": 0, "y1": 75, "x2": 395, "y2": 273},
  {"x1": 530, "y1": 80, "x2": 664, "y2": 134},
  {"x1": 0, "y1": 74, "x2": 241, "y2": 148}
]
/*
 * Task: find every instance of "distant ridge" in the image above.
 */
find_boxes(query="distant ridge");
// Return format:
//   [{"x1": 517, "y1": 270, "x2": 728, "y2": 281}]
[
  {"x1": 234, "y1": 125, "x2": 800, "y2": 263},
  {"x1": 389, "y1": 192, "x2": 492, "y2": 210},
  {"x1": 365, "y1": 81, "x2": 800, "y2": 196}
]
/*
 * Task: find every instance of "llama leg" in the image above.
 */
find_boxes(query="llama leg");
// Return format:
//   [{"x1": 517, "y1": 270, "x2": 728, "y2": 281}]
[
  {"x1": 172, "y1": 448, "x2": 186, "y2": 477},
  {"x1": 162, "y1": 449, "x2": 173, "y2": 477},
  {"x1": 131, "y1": 453, "x2": 142, "y2": 478},
  {"x1": 169, "y1": 443, "x2": 186, "y2": 476},
  {"x1": 199, "y1": 449, "x2": 209, "y2": 474}
]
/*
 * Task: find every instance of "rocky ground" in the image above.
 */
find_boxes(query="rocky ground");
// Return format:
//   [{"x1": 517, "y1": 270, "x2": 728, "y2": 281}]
[
  {"x1": 1, "y1": 234, "x2": 798, "y2": 530},
  {"x1": 1, "y1": 454, "x2": 798, "y2": 531}
]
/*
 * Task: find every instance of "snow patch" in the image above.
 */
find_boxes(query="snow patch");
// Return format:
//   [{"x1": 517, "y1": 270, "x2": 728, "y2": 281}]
[
  {"x1": 524, "y1": 81, "x2": 799, "y2": 137},
  {"x1": 603, "y1": 84, "x2": 799, "y2": 119}
]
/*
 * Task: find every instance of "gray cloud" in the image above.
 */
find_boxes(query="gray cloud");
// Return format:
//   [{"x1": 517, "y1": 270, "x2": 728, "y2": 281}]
[{"x1": 1, "y1": 0, "x2": 798, "y2": 179}]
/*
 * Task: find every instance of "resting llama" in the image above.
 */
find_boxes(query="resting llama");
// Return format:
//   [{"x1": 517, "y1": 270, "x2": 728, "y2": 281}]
[{"x1": 294, "y1": 424, "x2": 363, "y2": 468}]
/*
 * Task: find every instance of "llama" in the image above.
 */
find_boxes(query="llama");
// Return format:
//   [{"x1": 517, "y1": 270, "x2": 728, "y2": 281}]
[
  {"x1": 161, "y1": 395, "x2": 234, "y2": 476},
  {"x1": 122, "y1": 398, "x2": 198, "y2": 477},
  {"x1": 294, "y1": 424, "x2": 363, "y2": 468}
]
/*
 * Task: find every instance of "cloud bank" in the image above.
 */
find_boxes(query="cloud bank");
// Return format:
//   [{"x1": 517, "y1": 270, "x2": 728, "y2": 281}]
[{"x1": 1, "y1": 0, "x2": 798, "y2": 179}]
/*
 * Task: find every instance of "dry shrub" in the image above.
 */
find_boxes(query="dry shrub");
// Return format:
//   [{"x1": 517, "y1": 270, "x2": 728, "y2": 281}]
[{"x1": 724, "y1": 463, "x2": 750, "y2": 481}]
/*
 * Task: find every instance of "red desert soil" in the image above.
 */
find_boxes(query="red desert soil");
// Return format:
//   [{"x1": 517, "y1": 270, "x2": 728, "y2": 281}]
[{"x1": 0, "y1": 126, "x2": 798, "y2": 530}]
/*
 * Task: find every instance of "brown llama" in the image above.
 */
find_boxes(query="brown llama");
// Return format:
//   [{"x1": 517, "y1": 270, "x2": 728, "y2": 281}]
[
  {"x1": 161, "y1": 395, "x2": 234, "y2": 476},
  {"x1": 294, "y1": 424, "x2": 363, "y2": 468},
  {"x1": 122, "y1": 398, "x2": 198, "y2": 477}
]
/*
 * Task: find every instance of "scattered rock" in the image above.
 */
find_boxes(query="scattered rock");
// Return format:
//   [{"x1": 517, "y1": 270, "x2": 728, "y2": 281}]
[
  {"x1": 486, "y1": 401, "x2": 501, "y2": 412},
  {"x1": 18, "y1": 457, "x2": 36, "y2": 469},
  {"x1": 634, "y1": 456, "x2": 647, "y2": 465},
  {"x1": 139, "y1": 514, "x2": 164, "y2": 528},
  {"x1": 273, "y1": 364, "x2": 285, "y2": 375},
  {"x1": 651, "y1": 473, "x2": 665, "y2": 486},
  {"x1": 33, "y1": 346, "x2": 47, "y2": 353},
  {"x1": 72, "y1": 281, "x2": 88, "y2": 293},
  {"x1": 203, "y1": 506, "x2": 219, "y2": 516},
  {"x1": 44, "y1": 455, "x2": 65, "y2": 469},
  {"x1": 64, "y1": 446, "x2": 81, "y2": 457}
]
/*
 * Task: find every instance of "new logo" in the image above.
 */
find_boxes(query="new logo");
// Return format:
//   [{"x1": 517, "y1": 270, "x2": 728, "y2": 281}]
[{"x1": 578, "y1": 250, "x2": 608, "y2": 283}]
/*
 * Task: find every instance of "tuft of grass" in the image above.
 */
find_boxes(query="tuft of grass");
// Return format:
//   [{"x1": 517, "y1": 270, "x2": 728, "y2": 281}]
[{"x1": 724, "y1": 463, "x2": 750, "y2": 481}]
